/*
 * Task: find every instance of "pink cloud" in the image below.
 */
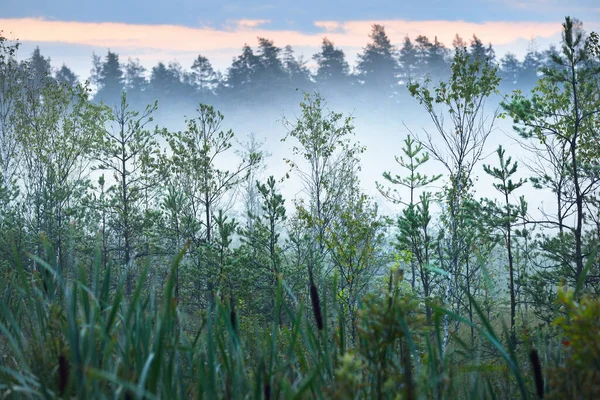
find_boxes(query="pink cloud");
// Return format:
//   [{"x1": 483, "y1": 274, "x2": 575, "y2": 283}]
[
  {"x1": 3, "y1": 17, "x2": 597, "y2": 80},
  {"x1": 226, "y1": 19, "x2": 272, "y2": 30},
  {"x1": 313, "y1": 20, "x2": 567, "y2": 48},
  {"x1": 0, "y1": 17, "x2": 571, "y2": 52},
  {"x1": 314, "y1": 21, "x2": 342, "y2": 32}
]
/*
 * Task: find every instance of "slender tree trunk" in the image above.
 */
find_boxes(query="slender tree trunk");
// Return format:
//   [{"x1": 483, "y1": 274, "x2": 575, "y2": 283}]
[
  {"x1": 122, "y1": 136, "x2": 132, "y2": 296},
  {"x1": 422, "y1": 222, "x2": 433, "y2": 326},
  {"x1": 102, "y1": 198, "x2": 108, "y2": 271},
  {"x1": 569, "y1": 57, "x2": 584, "y2": 283},
  {"x1": 204, "y1": 190, "x2": 215, "y2": 306},
  {"x1": 505, "y1": 192, "x2": 517, "y2": 347},
  {"x1": 572, "y1": 138, "x2": 584, "y2": 282},
  {"x1": 442, "y1": 170, "x2": 462, "y2": 357},
  {"x1": 204, "y1": 192, "x2": 211, "y2": 243},
  {"x1": 56, "y1": 201, "x2": 62, "y2": 277},
  {"x1": 174, "y1": 218, "x2": 180, "y2": 303},
  {"x1": 423, "y1": 282, "x2": 432, "y2": 326},
  {"x1": 466, "y1": 257, "x2": 474, "y2": 347}
]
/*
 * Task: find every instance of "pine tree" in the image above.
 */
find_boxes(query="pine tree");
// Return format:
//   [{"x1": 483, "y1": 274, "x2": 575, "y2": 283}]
[
  {"x1": 238, "y1": 175, "x2": 287, "y2": 325},
  {"x1": 123, "y1": 58, "x2": 148, "y2": 95},
  {"x1": 519, "y1": 41, "x2": 543, "y2": 88},
  {"x1": 94, "y1": 50, "x2": 124, "y2": 105},
  {"x1": 452, "y1": 34, "x2": 467, "y2": 50},
  {"x1": 283, "y1": 45, "x2": 311, "y2": 91},
  {"x1": 225, "y1": 44, "x2": 261, "y2": 97},
  {"x1": 190, "y1": 55, "x2": 216, "y2": 94},
  {"x1": 256, "y1": 37, "x2": 286, "y2": 88},
  {"x1": 414, "y1": 35, "x2": 432, "y2": 75},
  {"x1": 27, "y1": 47, "x2": 53, "y2": 89},
  {"x1": 55, "y1": 64, "x2": 78, "y2": 87},
  {"x1": 356, "y1": 24, "x2": 399, "y2": 92},
  {"x1": 377, "y1": 135, "x2": 442, "y2": 323},
  {"x1": 150, "y1": 61, "x2": 185, "y2": 100},
  {"x1": 428, "y1": 36, "x2": 450, "y2": 78},
  {"x1": 469, "y1": 35, "x2": 487, "y2": 60},
  {"x1": 398, "y1": 36, "x2": 418, "y2": 82},
  {"x1": 483, "y1": 145, "x2": 527, "y2": 346},
  {"x1": 312, "y1": 38, "x2": 350, "y2": 89},
  {"x1": 503, "y1": 17, "x2": 600, "y2": 286},
  {"x1": 499, "y1": 52, "x2": 521, "y2": 89},
  {"x1": 94, "y1": 93, "x2": 162, "y2": 295},
  {"x1": 167, "y1": 61, "x2": 194, "y2": 100}
]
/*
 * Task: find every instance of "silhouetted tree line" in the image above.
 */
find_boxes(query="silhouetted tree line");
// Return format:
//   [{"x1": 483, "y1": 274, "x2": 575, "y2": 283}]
[{"x1": 24, "y1": 24, "x2": 564, "y2": 110}]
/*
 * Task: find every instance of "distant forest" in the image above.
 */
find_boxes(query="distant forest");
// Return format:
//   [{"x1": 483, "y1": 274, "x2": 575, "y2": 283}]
[{"x1": 24, "y1": 24, "x2": 559, "y2": 110}]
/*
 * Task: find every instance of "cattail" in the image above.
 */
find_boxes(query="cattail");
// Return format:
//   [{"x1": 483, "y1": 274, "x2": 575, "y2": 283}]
[
  {"x1": 124, "y1": 367, "x2": 135, "y2": 400},
  {"x1": 262, "y1": 362, "x2": 271, "y2": 400},
  {"x1": 309, "y1": 274, "x2": 324, "y2": 331},
  {"x1": 230, "y1": 295, "x2": 237, "y2": 333},
  {"x1": 310, "y1": 282, "x2": 323, "y2": 331},
  {"x1": 401, "y1": 338, "x2": 415, "y2": 400},
  {"x1": 388, "y1": 269, "x2": 394, "y2": 310},
  {"x1": 530, "y1": 349, "x2": 544, "y2": 399},
  {"x1": 264, "y1": 379, "x2": 271, "y2": 400},
  {"x1": 58, "y1": 354, "x2": 69, "y2": 396}
]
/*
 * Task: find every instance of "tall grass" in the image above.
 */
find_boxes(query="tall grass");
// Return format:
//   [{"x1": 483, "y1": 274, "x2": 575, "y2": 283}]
[{"x1": 0, "y1": 241, "x2": 590, "y2": 399}]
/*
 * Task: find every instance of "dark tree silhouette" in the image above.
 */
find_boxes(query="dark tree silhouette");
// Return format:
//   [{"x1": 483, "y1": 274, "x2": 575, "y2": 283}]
[{"x1": 356, "y1": 24, "x2": 400, "y2": 93}]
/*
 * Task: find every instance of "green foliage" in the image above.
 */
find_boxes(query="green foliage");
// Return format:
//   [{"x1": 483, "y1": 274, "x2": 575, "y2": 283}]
[
  {"x1": 483, "y1": 146, "x2": 527, "y2": 199},
  {"x1": 407, "y1": 43, "x2": 504, "y2": 359},
  {"x1": 502, "y1": 16, "x2": 600, "y2": 289},
  {"x1": 162, "y1": 103, "x2": 261, "y2": 306},
  {"x1": 408, "y1": 44, "x2": 501, "y2": 126},
  {"x1": 325, "y1": 187, "x2": 385, "y2": 342},
  {"x1": 237, "y1": 176, "x2": 289, "y2": 325},
  {"x1": 0, "y1": 246, "x2": 553, "y2": 400},
  {"x1": 482, "y1": 145, "x2": 527, "y2": 345},
  {"x1": 164, "y1": 103, "x2": 260, "y2": 244},
  {"x1": 546, "y1": 288, "x2": 600, "y2": 399},
  {"x1": 282, "y1": 92, "x2": 365, "y2": 277},
  {"x1": 14, "y1": 78, "x2": 105, "y2": 277},
  {"x1": 377, "y1": 135, "x2": 441, "y2": 206},
  {"x1": 378, "y1": 134, "x2": 442, "y2": 324},
  {"x1": 327, "y1": 269, "x2": 423, "y2": 399},
  {"x1": 93, "y1": 92, "x2": 162, "y2": 294},
  {"x1": 407, "y1": 44, "x2": 503, "y2": 178},
  {"x1": 586, "y1": 31, "x2": 600, "y2": 58}
]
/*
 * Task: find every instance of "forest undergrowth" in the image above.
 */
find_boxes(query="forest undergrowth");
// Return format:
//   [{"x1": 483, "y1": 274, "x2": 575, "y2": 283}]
[{"x1": 0, "y1": 240, "x2": 598, "y2": 399}]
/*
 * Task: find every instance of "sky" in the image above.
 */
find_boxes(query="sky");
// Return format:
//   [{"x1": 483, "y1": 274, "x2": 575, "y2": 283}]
[{"x1": 2, "y1": 0, "x2": 600, "y2": 81}]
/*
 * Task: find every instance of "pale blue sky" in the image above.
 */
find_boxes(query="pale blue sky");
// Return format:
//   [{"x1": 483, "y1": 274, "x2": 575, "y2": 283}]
[{"x1": 4, "y1": 0, "x2": 598, "y2": 27}]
